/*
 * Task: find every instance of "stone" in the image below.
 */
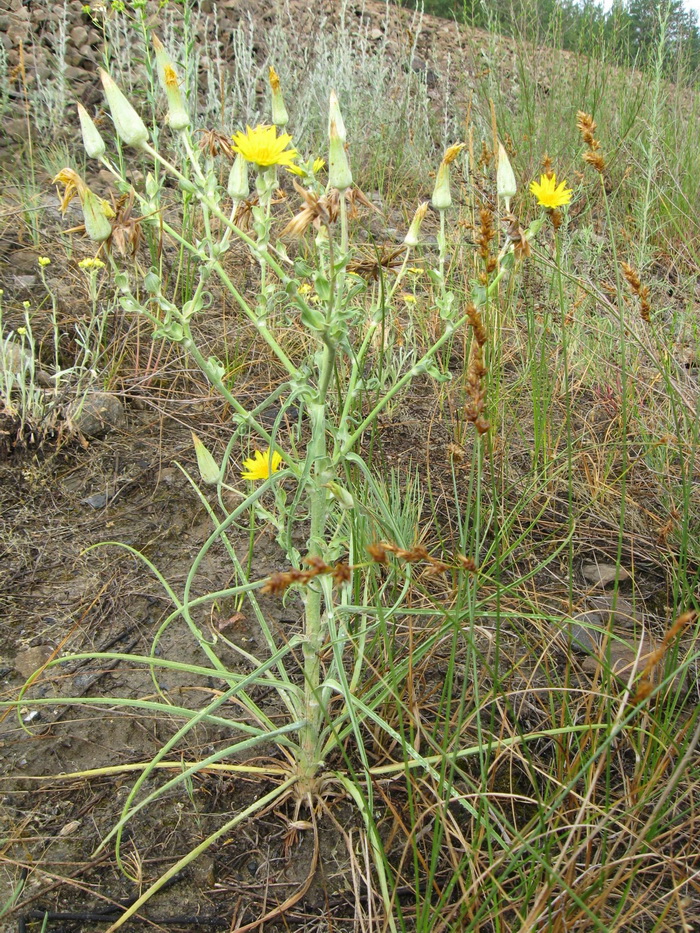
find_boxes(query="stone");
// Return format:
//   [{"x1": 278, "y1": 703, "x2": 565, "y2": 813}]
[
  {"x1": 5, "y1": 118, "x2": 30, "y2": 139},
  {"x1": 65, "y1": 65, "x2": 90, "y2": 82},
  {"x1": 581, "y1": 561, "x2": 630, "y2": 587},
  {"x1": 563, "y1": 612, "x2": 601, "y2": 655},
  {"x1": 6, "y1": 22, "x2": 29, "y2": 44},
  {"x1": 14, "y1": 645, "x2": 54, "y2": 679},
  {"x1": 80, "y1": 492, "x2": 109, "y2": 509},
  {"x1": 582, "y1": 634, "x2": 654, "y2": 679},
  {"x1": 70, "y1": 25, "x2": 88, "y2": 45},
  {"x1": 67, "y1": 392, "x2": 125, "y2": 438},
  {"x1": 1, "y1": 339, "x2": 52, "y2": 387},
  {"x1": 588, "y1": 595, "x2": 639, "y2": 626}
]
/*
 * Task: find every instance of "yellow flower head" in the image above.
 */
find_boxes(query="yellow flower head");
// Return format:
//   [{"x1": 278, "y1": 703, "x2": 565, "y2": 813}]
[
  {"x1": 231, "y1": 125, "x2": 298, "y2": 169},
  {"x1": 241, "y1": 447, "x2": 283, "y2": 481},
  {"x1": 442, "y1": 142, "x2": 466, "y2": 165},
  {"x1": 529, "y1": 173, "x2": 573, "y2": 209}
]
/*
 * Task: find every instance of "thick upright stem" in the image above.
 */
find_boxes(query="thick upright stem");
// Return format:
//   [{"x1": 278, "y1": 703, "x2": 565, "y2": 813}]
[{"x1": 296, "y1": 342, "x2": 335, "y2": 793}]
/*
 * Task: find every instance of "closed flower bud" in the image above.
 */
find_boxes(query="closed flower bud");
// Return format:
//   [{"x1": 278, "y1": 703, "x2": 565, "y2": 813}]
[
  {"x1": 328, "y1": 90, "x2": 346, "y2": 143},
  {"x1": 404, "y1": 201, "x2": 429, "y2": 247},
  {"x1": 268, "y1": 65, "x2": 289, "y2": 127},
  {"x1": 192, "y1": 432, "x2": 220, "y2": 485},
  {"x1": 497, "y1": 143, "x2": 517, "y2": 210},
  {"x1": 432, "y1": 160, "x2": 452, "y2": 211},
  {"x1": 432, "y1": 143, "x2": 464, "y2": 212},
  {"x1": 81, "y1": 187, "x2": 112, "y2": 242},
  {"x1": 152, "y1": 36, "x2": 189, "y2": 131},
  {"x1": 77, "y1": 103, "x2": 106, "y2": 159},
  {"x1": 328, "y1": 118, "x2": 352, "y2": 191},
  {"x1": 326, "y1": 481, "x2": 354, "y2": 510},
  {"x1": 99, "y1": 68, "x2": 149, "y2": 148},
  {"x1": 227, "y1": 153, "x2": 249, "y2": 200}
]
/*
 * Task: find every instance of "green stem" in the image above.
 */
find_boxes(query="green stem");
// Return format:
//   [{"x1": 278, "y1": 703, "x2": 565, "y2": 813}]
[
  {"x1": 183, "y1": 323, "x2": 300, "y2": 478},
  {"x1": 296, "y1": 337, "x2": 337, "y2": 791}
]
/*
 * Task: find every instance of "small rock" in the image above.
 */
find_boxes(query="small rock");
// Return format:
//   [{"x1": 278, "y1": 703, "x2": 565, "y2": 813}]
[
  {"x1": 8, "y1": 248, "x2": 40, "y2": 273},
  {"x1": 70, "y1": 25, "x2": 88, "y2": 45},
  {"x1": 14, "y1": 645, "x2": 54, "y2": 679},
  {"x1": 67, "y1": 392, "x2": 125, "y2": 438},
  {"x1": 370, "y1": 27, "x2": 383, "y2": 40},
  {"x1": 582, "y1": 635, "x2": 654, "y2": 678},
  {"x1": 589, "y1": 594, "x2": 638, "y2": 626},
  {"x1": 14, "y1": 274, "x2": 37, "y2": 290},
  {"x1": 5, "y1": 117, "x2": 29, "y2": 138},
  {"x1": 581, "y1": 561, "x2": 630, "y2": 588},
  {"x1": 563, "y1": 613, "x2": 601, "y2": 655},
  {"x1": 80, "y1": 492, "x2": 109, "y2": 509},
  {"x1": 65, "y1": 65, "x2": 90, "y2": 82},
  {"x1": 0, "y1": 339, "x2": 52, "y2": 387}
]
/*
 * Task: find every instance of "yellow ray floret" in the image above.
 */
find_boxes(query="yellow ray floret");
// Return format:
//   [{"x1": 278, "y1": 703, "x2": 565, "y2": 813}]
[
  {"x1": 241, "y1": 448, "x2": 283, "y2": 481},
  {"x1": 529, "y1": 173, "x2": 573, "y2": 209},
  {"x1": 231, "y1": 124, "x2": 298, "y2": 168}
]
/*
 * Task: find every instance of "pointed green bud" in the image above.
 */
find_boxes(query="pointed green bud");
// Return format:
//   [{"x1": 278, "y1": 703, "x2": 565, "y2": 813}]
[
  {"x1": 192, "y1": 432, "x2": 220, "y2": 485},
  {"x1": 82, "y1": 187, "x2": 112, "y2": 242},
  {"x1": 99, "y1": 68, "x2": 149, "y2": 148},
  {"x1": 431, "y1": 143, "x2": 464, "y2": 212},
  {"x1": 404, "y1": 201, "x2": 429, "y2": 247},
  {"x1": 326, "y1": 481, "x2": 354, "y2": 510},
  {"x1": 525, "y1": 216, "x2": 544, "y2": 242},
  {"x1": 152, "y1": 36, "x2": 189, "y2": 131},
  {"x1": 328, "y1": 118, "x2": 352, "y2": 192},
  {"x1": 497, "y1": 143, "x2": 517, "y2": 211},
  {"x1": 77, "y1": 103, "x2": 106, "y2": 159},
  {"x1": 431, "y1": 160, "x2": 452, "y2": 211},
  {"x1": 227, "y1": 153, "x2": 249, "y2": 201},
  {"x1": 268, "y1": 65, "x2": 289, "y2": 127},
  {"x1": 328, "y1": 90, "x2": 346, "y2": 142}
]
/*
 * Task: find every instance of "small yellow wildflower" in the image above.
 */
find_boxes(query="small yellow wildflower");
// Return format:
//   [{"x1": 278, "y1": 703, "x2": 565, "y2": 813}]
[
  {"x1": 241, "y1": 448, "x2": 283, "y2": 481},
  {"x1": 401, "y1": 293, "x2": 417, "y2": 304},
  {"x1": 297, "y1": 283, "x2": 313, "y2": 295},
  {"x1": 231, "y1": 125, "x2": 298, "y2": 169},
  {"x1": 529, "y1": 173, "x2": 573, "y2": 209},
  {"x1": 79, "y1": 257, "x2": 106, "y2": 270},
  {"x1": 38, "y1": 256, "x2": 51, "y2": 267},
  {"x1": 313, "y1": 158, "x2": 326, "y2": 173},
  {"x1": 407, "y1": 267, "x2": 424, "y2": 276},
  {"x1": 16, "y1": 326, "x2": 27, "y2": 336}
]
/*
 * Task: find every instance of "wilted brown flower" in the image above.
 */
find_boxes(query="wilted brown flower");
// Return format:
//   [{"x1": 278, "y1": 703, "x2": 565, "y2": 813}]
[
  {"x1": 502, "y1": 213, "x2": 532, "y2": 260},
  {"x1": 199, "y1": 129, "x2": 236, "y2": 159},
  {"x1": 108, "y1": 189, "x2": 149, "y2": 257},
  {"x1": 348, "y1": 245, "x2": 407, "y2": 281},
  {"x1": 282, "y1": 181, "x2": 339, "y2": 237}
]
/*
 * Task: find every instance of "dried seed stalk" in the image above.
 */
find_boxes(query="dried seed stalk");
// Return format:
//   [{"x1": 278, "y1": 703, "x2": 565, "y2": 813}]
[
  {"x1": 577, "y1": 111, "x2": 606, "y2": 174},
  {"x1": 621, "y1": 261, "x2": 651, "y2": 322}
]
